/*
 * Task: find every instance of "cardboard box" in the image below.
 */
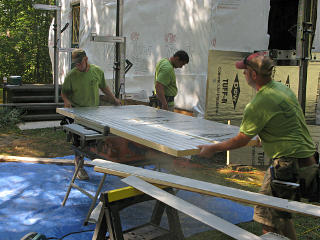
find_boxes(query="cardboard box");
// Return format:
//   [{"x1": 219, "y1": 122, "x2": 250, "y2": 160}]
[
  {"x1": 205, "y1": 50, "x2": 320, "y2": 125},
  {"x1": 228, "y1": 125, "x2": 320, "y2": 166}
]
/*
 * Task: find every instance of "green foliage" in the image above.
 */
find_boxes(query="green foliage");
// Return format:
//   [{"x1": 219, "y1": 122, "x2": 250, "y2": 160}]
[
  {"x1": 0, "y1": 0, "x2": 55, "y2": 84},
  {"x1": 0, "y1": 107, "x2": 22, "y2": 128}
]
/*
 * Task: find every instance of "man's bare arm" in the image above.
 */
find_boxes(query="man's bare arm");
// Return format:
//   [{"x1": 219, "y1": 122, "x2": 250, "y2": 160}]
[
  {"x1": 197, "y1": 132, "x2": 253, "y2": 158},
  {"x1": 101, "y1": 87, "x2": 121, "y2": 106},
  {"x1": 61, "y1": 92, "x2": 72, "y2": 108},
  {"x1": 155, "y1": 82, "x2": 168, "y2": 110}
]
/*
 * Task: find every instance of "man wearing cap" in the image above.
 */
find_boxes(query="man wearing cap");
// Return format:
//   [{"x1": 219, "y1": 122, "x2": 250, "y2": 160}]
[
  {"x1": 61, "y1": 49, "x2": 121, "y2": 108},
  {"x1": 197, "y1": 52, "x2": 318, "y2": 239},
  {"x1": 154, "y1": 50, "x2": 189, "y2": 111},
  {"x1": 61, "y1": 49, "x2": 121, "y2": 180}
]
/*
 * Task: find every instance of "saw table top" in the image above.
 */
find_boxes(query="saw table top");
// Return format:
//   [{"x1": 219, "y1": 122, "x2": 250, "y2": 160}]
[{"x1": 57, "y1": 105, "x2": 254, "y2": 156}]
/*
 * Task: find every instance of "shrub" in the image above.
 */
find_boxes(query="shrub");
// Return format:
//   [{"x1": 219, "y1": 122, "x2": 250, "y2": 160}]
[{"x1": 0, "y1": 107, "x2": 22, "y2": 128}]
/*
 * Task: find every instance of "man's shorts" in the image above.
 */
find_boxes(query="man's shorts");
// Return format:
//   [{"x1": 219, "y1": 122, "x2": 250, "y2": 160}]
[{"x1": 253, "y1": 156, "x2": 318, "y2": 228}]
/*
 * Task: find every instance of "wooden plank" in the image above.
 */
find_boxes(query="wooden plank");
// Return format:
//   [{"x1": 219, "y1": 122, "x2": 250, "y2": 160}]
[
  {"x1": 11, "y1": 96, "x2": 62, "y2": 103},
  {"x1": 3, "y1": 84, "x2": 60, "y2": 91},
  {"x1": 56, "y1": 105, "x2": 258, "y2": 156},
  {"x1": 21, "y1": 114, "x2": 63, "y2": 121},
  {"x1": 0, "y1": 155, "x2": 93, "y2": 166},
  {"x1": 93, "y1": 159, "x2": 320, "y2": 218},
  {"x1": 0, "y1": 103, "x2": 64, "y2": 107},
  {"x1": 122, "y1": 176, "x2": 263, "y2": 240}
]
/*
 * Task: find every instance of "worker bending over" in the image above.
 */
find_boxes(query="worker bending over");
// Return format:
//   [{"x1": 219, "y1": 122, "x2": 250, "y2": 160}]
[
  {"x1": 154, "y1": 50, "x2": 189, "y2": 111},
  {"x1": 61, "y1": 49, "x2": 121, "y2": 180}
]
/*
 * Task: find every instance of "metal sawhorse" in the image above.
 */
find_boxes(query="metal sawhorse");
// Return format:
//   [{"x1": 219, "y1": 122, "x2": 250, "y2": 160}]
[{"x1": 61, "y1": 123, "x2": 108, "y2": 225}]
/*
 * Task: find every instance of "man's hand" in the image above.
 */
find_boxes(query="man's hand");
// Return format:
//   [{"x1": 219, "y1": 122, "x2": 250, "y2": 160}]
[
  {"x1": 162, "y1": 101, "x2": 168, "y2": 110},
  {"x1": 256, "y1": 136, "x2": 262, "y2": 147},
  {"x1": 197, "y1": 144, "x2": 216, "y2": 158},
  {"x1": 197, "y1": 132, "x2": 253, "y2": 158},
  {"x1": 101, "y1": 87, "x2": 122, "y2": 106},
  {"x1": 64, "y1": 102, "x2": 72, "y2": 108},
  {"x1": 114, "y1": 98, "x2": 122, "y2": 106},
  {"x1": 61, "y1": 93, "x2": 72, "y2": 108},
  {"x1": 155, "y1": 82, "x2": 168, "y2": 110}
]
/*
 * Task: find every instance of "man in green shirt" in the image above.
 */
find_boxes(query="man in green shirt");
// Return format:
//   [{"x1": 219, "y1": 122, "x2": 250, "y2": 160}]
[
  {"x1": 198, "y1": 52, "x2": 318, "y2": 239},
  {"x1": 155, "y1": 50, "x2": 189, "y2": 111},
  {"x1": 62, "y1": 49, "x2": 121, "y2": 108},
  {"x1": 61, "y1": 49, "x2": 121, "y2": 180}
]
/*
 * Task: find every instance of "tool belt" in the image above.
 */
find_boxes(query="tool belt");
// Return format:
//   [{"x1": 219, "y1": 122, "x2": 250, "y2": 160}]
[
  {"x1": 297, "y1": 155, "x2": 317, "y2": 167},
  {"x1": 270, "y1": 152, "x2": 320, "y2": 203},
  {"x1": 149, "y1": 93, "x2": 174, "y2": 108},
  {"x1": 300, "y1": 152, "x2": 320, "y2": 202},
  {"x1": 164, "y1": 96, "x2": 175, "y2": 102}
]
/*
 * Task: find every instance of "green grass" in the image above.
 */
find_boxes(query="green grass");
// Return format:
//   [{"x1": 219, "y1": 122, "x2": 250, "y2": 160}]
[{"x1": 185, "y1": 214, "x2": 320, "y2": 239}]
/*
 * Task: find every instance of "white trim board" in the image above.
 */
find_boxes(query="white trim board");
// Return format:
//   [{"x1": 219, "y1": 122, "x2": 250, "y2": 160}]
[
  {"x1": 0, "y1": 155, "x2": 92, "y2": 166},
  {"x1": 93, "y1": 159, "x2": 320, "y2": 218},
  {"x1": 17, "y1": 121, "x2": 61, "y2": 130},
  {"x1": 122, "y1": 176, "x2": 263, "y2": 240}
]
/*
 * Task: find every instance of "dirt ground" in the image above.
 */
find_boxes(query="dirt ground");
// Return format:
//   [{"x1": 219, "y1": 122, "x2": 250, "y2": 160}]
[{"x1": 0, "y1": 127, "x2": 73, "y2": 157}]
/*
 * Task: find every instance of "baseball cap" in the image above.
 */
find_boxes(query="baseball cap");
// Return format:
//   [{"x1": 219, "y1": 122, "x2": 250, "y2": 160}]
[
  {"x1": 71, "y1": 49, "x2": 87, "y2": 65},
  {"x1": 235, "y1": 51, "x2": 274, "y2": 76}
]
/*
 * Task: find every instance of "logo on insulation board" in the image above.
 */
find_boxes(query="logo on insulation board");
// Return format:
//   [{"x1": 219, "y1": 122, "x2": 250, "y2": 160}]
[{"x1": 231, "y1": 74, "x2": 240, "y2": 109}]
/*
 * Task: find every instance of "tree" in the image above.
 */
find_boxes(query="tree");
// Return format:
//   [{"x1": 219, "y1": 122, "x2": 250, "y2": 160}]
[{"x1": 0, "y1": 0, "x2": 55, "y2": 84}]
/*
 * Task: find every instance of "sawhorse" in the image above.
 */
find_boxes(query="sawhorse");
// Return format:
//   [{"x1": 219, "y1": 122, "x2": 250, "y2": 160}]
[
  {"x1": 61, "y1": 123, "x2": 107, "y2": 224},
  {"x1": 92, "y1": 186, "x2": 184, "y2": 240}
]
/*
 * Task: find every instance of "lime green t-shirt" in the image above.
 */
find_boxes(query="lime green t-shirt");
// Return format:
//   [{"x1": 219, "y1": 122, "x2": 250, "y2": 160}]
[
  {"x1": 62, "y1": 64, "x2": 107, "y2": 107},
  {"x1": 155, "y1": 58, "x2": 177, "y2": 105},
  {"x1": 240, "y1": 80, "x2": 315, "y2": 159}
]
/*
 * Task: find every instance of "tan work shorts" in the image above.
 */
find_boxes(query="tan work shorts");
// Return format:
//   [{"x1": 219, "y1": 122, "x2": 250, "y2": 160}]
[{"x1": 253, "y1": 156, "x2": 318, "y2": 228}]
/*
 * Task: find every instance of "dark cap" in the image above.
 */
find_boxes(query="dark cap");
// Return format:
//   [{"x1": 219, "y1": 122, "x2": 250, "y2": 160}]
[
  {"x1": 71, "y1": 49, "x2": 87, "y2": 65},
  {"x1": 235, "y1": 51, "x2": 274, "y2": 76}
]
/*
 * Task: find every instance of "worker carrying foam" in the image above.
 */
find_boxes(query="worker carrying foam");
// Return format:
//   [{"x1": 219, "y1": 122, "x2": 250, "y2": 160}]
[
  {"x1": 198, "y1": 52, "x2": 319, "y2": 240},
  {"x1": 61, "y1": 49, "x2": 121, "y2": 180}
]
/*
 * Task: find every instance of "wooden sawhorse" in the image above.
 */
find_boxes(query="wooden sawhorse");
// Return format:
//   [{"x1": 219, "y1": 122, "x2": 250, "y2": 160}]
[{"x1": 92, "y1": 186, "x2": 184, "y2": 240}]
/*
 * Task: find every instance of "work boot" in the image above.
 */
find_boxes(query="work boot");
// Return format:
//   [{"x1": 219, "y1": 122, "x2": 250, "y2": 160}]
[{"x1": 75, "y1": 156, "x2": 89, "y2": 180}]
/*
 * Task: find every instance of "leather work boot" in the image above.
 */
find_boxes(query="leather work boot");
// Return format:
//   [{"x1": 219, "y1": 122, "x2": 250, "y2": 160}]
[{"x1": 75, "y1": 156, "x2": 89, "y2": 180}]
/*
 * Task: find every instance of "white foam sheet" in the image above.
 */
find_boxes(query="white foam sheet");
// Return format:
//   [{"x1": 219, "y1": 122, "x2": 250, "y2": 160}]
[
  {"x1": 50, "y1": 0, "x2": 271, "y2": 114},
  {"x1": 17, "y1": 121, "x2": 61, "y2": 130}
]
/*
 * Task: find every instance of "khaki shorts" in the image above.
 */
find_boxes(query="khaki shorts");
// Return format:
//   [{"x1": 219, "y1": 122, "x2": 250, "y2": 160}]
[{"x1": 253, "y1": 156, "x2": 318, "y2": 228}]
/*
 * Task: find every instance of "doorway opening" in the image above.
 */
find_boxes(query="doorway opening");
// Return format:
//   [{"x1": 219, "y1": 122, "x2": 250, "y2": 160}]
[{"x1": 268, "y1": 0, "x2": 299, "y2": 50}]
